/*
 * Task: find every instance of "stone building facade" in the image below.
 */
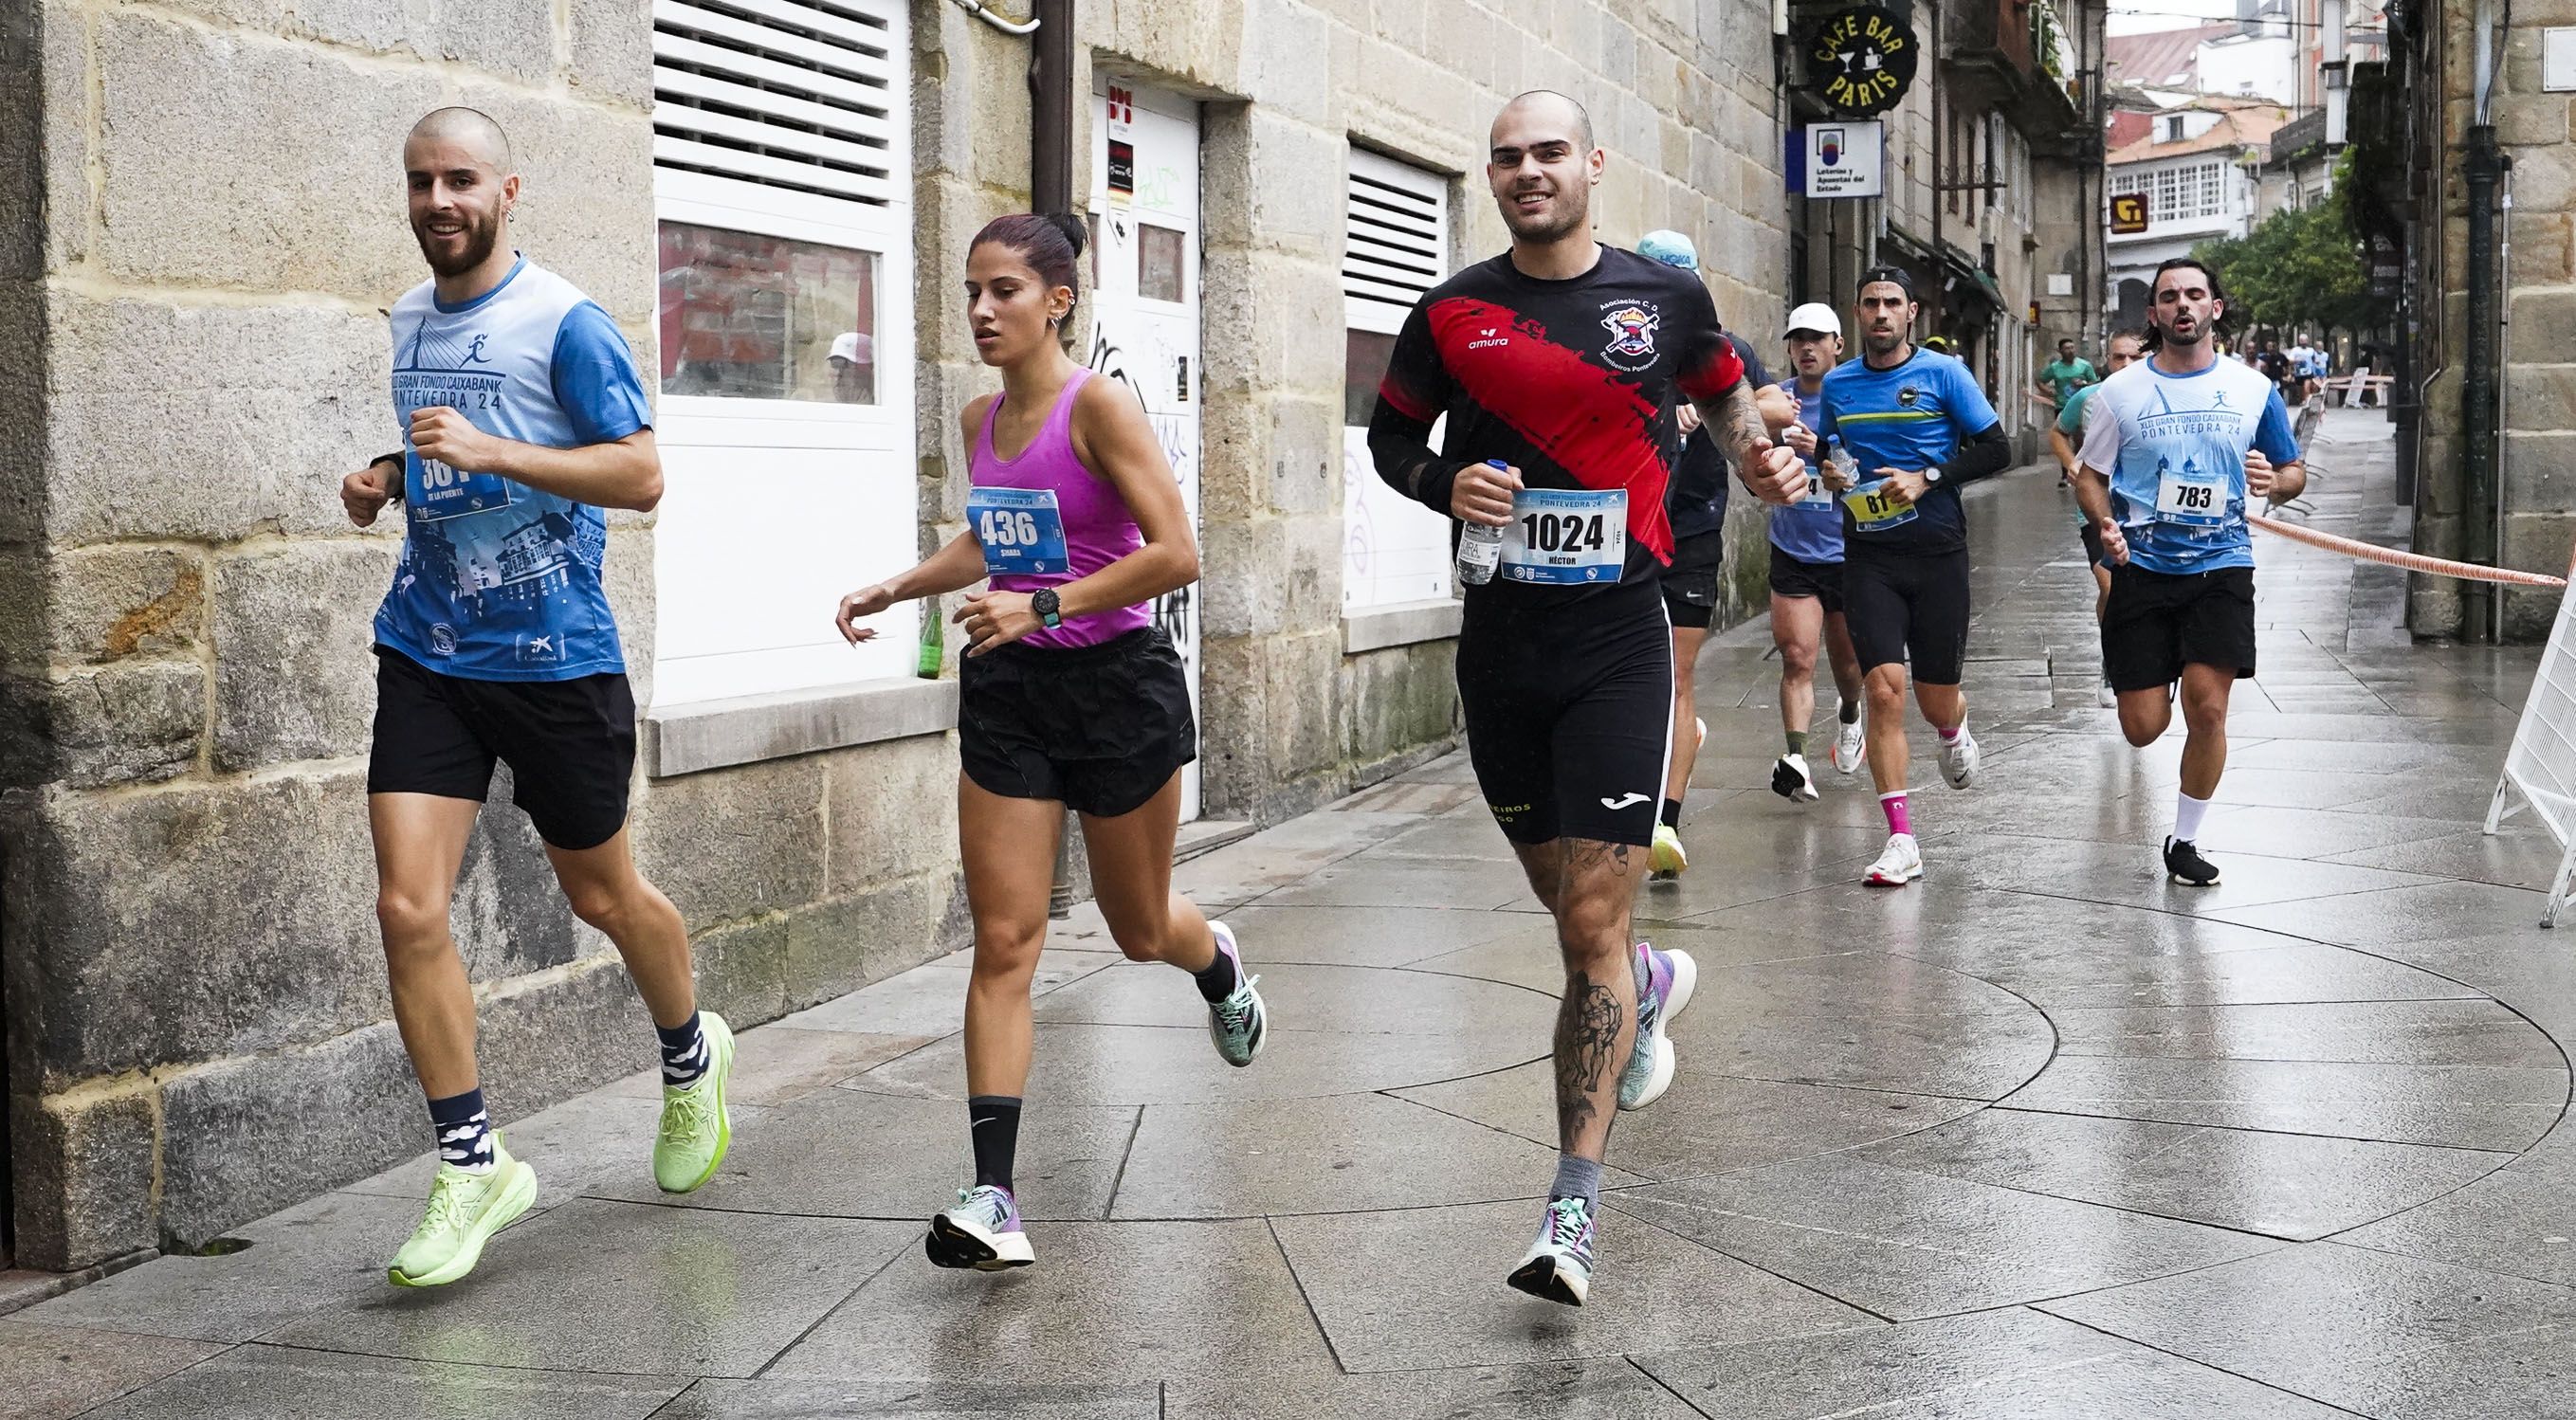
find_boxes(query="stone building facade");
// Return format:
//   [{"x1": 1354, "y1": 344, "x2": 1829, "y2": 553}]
[
  {"x1": 2365, "y1": 0, "x2": 2576, "y2": 640},
  {"x1": 0, "y1": 0, "x2": 1790, "y2": 1268}
]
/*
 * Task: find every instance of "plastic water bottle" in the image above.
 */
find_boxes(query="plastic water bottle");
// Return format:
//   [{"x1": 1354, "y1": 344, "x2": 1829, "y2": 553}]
[
  {"x1": 1456, "y1": 459, "x2": 1507, "y2": 586},
  {"x1": 1827, "y1": 438, "x2": 1859, "y2": 492}
]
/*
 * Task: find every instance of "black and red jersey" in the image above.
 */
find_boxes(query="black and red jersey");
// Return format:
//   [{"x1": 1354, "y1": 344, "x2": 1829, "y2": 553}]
[{"x1": 1367, "y1": 246, "x2": 1745, "y2": 601}]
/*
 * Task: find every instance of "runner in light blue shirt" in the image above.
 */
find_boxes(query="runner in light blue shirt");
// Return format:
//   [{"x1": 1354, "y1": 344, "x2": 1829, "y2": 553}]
[{"x1": 2073, "y1": 257, "x2": 2306, "y2": 891}]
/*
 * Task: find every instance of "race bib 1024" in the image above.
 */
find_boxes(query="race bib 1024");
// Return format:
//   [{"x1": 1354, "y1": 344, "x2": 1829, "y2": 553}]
[
  {"x1": 967, "y1": 486, "x2": 1070, "y2": 576},
  {"x1": 1501, "y1": 488, "x2": 1626, "y2": 585}
]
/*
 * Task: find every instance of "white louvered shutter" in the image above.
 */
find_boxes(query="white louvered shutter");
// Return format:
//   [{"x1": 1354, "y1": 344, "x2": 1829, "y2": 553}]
[
  {"x1": 1343, "y1": 149, "x2": 1450, "y2": 324},
  {"x1": 651, "y1": 0, "x2": 904, "y2": 209}
]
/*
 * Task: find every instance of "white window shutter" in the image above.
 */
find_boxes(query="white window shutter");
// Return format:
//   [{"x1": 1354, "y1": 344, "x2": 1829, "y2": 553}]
[
  {"x1": 1343, "y1": 149, "x2": 1450, "y2": 318},
  {"x1": 651, "y1": 0, "x2": 904, "y2": 209}
]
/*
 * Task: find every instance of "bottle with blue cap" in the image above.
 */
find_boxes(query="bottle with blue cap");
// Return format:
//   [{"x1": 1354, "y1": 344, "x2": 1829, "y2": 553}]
[{"x1": 1457, "y1": 459, "x2": 1508, "y2": 585}]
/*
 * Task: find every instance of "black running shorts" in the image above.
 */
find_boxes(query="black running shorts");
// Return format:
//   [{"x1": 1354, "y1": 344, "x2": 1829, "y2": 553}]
[
  {"x1": 367, "y1": 646, "x2": 636, "y2": 850},
  {"x1": 2102, "y1": 564, "x2": 2257, "y2": 691},
  {"x1": 1766, "y1": 547, "x2": 1845, "y2": 614},
  {"x1": 1456, "y1": 577, "x2": 1672, "y2": 848},
  {"x1": 959, "y1": 628, "x2": 1197, "y2": 818},
  {"x1": 1659, "y1": 531, "x2": 1725, "y2": 631},
  {"x1": 2079, "y1": 519, "x2": 2109, "y2": 569},
  {"x1": 1842, "y1": 546, "x2": 1971, "y2": 686}
]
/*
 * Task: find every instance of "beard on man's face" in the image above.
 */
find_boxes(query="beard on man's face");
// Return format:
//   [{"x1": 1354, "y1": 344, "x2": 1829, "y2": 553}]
[
  {"x1": 1502, "y1": 187, "x2": 1588, "y2": 244},
  {"x1": 415, "y1": 207, "x2": 502, "y2": 278}
]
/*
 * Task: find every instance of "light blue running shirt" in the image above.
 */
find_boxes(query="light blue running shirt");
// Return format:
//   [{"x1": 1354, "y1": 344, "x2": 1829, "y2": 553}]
[
  {"x1": 2076, "y1": 356, "x2": 2298, "y2": 576},
  {"x1": 373, "y1": 257, "x2": 653, "y2": 681}
]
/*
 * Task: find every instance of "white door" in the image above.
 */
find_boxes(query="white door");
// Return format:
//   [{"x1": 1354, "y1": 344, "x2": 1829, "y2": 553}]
[{"x1": 1089, "y1": 80, "x2": 1203, "y2": 821}]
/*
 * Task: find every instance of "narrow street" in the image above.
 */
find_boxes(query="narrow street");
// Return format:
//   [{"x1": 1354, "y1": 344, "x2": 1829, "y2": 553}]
[{"x1": 16, "y1": 410, "x2": 2574, "y2": 1417}]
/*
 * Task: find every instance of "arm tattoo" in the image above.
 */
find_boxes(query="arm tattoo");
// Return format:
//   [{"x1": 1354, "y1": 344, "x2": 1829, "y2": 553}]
[
  {"x1": 1554, "y1": 972, "x2": 1622, "y2": 1139},
  {"x1": 1703, "y1": 381, "x2": 1768, "y2": 464}
]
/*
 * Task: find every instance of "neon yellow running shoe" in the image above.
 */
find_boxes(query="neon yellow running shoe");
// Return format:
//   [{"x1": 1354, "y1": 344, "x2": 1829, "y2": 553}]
[
  {"x1": 387, "y1": 1139, "x2": 537, "y2": 1288},
  {"x1": 653, "y1": 1010, "x2": 735, "y2": 1194},
  {"x1": 1649, "y1": 822, "x2": 1688, "y2": 880}
]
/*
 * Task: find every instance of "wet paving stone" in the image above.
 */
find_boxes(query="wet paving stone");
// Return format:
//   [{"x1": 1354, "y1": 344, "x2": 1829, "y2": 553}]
[{"x1": 51, "y1": 424, "x2": 2576, "y2": 1414}]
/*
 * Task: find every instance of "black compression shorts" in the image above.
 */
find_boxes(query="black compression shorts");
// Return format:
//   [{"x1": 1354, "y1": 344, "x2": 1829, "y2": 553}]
[
  {"x1": 1842, "y1": 547, "x2": 1971, "y2": 686},
  {"x1": 1456, "y1": 577, "x2": 1672, "y2": 848}
]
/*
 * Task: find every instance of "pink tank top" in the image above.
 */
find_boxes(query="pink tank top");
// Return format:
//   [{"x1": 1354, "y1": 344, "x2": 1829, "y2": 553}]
[{"x1": 971, "y1": 367, "x2": 1150, "y2": 649}]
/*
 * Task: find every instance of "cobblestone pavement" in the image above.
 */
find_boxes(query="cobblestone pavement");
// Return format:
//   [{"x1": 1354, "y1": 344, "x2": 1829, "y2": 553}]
[{"x1": 16, "y1": 410, "x2": 2576, "y2": 1418}]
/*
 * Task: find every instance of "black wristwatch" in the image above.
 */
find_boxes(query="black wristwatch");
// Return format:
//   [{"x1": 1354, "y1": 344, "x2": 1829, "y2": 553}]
[
  {"x1": 374, "y1": 449, "x2": 407, "y2": 503},
  {"x1": 1032, "y1": 588, "x2": 1063, "y2": 629}
]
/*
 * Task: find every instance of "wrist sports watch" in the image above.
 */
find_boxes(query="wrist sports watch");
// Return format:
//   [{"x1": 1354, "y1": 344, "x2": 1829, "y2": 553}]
[
  {"x1": 1032, "y1": 588, "x2": 1063, "y2": 629},
  {"x1": 1923, "y1": 466, "x2": 1944, "y2": 485},
  {"x1": 374, "y1": 449, "x2": 407, "y2": 503}
]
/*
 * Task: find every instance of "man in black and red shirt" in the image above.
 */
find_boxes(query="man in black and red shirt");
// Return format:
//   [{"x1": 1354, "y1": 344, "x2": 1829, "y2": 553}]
[{"x1": 1368, "y1": 89, "x2": 1803, "y2": 1308}]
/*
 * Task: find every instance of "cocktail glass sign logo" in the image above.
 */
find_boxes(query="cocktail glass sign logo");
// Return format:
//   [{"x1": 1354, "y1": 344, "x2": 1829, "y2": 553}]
[{"x1": 1810, "y1": 5, "x2": 1918, "y2": 117}]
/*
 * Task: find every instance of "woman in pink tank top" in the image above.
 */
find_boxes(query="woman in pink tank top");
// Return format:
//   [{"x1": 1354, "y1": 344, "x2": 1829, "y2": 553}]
[{"x1": 831, "y1": 214, "x2": 1270, "y2": 1273}]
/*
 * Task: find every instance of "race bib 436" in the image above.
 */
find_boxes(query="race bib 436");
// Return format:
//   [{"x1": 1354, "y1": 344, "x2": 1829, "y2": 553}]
[{"x1": 967, "y1": 486, "x2": 1070, "y2": 575}]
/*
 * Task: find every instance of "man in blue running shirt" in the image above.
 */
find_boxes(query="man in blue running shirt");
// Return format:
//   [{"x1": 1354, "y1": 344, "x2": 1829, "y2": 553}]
[
  {"x1": 1815, "y1": 268, "x2": 2012, "y2": 887},
  {"x1": 2076, "y1": 257, "x2": 2303, "y2": 889},
  {"x1": 337, "y1": 109, "x2": 736, "y2": 1288}
]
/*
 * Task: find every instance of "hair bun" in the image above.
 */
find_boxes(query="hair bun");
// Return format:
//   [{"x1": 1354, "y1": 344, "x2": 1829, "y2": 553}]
[{"x1": 1046, "y1": 212, "x2": 1087, "y2": 258}]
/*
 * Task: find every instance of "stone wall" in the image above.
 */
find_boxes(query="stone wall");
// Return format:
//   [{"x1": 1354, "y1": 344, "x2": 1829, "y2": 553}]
[
  {"x1": 1, "y1": 0, "x2": 1792, "y2": 1268},
  {"x1": 0, "y1": 0, "x2": 965, "y2": 1270},
  {"x1": 2411, "y1": 0, "x2": 2576, "y2": 640}
]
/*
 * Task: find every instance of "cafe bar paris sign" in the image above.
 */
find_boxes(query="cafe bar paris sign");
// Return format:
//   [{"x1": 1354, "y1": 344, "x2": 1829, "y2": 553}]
[{"x1": 1809, "y1": 5, "x2": 1919, "y2": 116}]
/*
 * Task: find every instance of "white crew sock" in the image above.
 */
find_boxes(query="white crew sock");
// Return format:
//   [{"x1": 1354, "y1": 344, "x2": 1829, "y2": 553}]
[{"x1": 2173, "y1": 792, "x2": 2212, "y2": 845}]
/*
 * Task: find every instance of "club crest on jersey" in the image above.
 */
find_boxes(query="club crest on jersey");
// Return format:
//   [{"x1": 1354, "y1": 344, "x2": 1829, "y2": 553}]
[
  {"x1": 1599, "y1": 302, "x2": 1660, "y2": 371},
  {"x1": 1897, "y1": 385, "x2": 1920, "y2": 407}
]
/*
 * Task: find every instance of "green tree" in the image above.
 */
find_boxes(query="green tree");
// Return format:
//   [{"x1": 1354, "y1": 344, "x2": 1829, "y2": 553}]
[{"x1": 2194, "y1": 154, "x2": 2384, "y2": 339}]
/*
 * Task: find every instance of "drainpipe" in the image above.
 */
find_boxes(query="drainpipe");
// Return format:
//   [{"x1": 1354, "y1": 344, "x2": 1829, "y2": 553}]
[
  {"x1": 2463, "y1": 0, "x2": 2505, "y2": 641},
  {"x1": 1027, "y1": 0, "x2": 1074, "y2": 214}
]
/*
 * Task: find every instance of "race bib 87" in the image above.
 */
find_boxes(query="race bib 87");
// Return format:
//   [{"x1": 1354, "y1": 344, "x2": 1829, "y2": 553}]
[
  {"x1": 1842, "y1": 480, "x2": 1919, "y2": 532},
  {"x1": 967, "y1": 487, "x2": 1070, "y2": 575},
  {"x1": 1501, "y1": 489, "x2": 1626, "y2": 585}
]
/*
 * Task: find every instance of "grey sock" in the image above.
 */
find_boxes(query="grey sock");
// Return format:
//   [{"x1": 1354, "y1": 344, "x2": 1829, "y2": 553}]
[{"x1": 1550, "y1": 1154, "x2": 1603, "y2": 1211}]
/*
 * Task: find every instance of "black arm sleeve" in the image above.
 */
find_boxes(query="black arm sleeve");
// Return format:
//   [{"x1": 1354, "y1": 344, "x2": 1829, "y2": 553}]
[
  {"x1": 1367, "y1": 302, "x2": 1462, "y2": 518},
  {"x1": 1367, "y1": 398, "x2": 1460, "y2": 519},
  {"x1": 1938, "y1": 422, "x2": 2013, "y2": 487}
]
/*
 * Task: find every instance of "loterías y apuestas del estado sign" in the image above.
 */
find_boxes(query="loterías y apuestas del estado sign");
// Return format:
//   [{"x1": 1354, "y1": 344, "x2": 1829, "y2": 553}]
[{"x1": 1808, "y1": 5, "x2": 1919, "y2": 117}]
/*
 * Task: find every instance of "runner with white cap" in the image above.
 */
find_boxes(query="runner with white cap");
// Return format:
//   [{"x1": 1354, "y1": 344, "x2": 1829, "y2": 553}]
[{"x1": 1771, "y1": 300, "x2": 1868, "y2": 802}]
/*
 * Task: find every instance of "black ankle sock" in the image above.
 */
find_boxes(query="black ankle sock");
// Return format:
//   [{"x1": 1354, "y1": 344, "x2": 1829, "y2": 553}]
[
  {"x1": 1838, "y1": 699, "x2": 1861, "y2": 724},
  {"x1": 1191, "y1": 935, "x2": 1240, "y2": 1002},
  {"x1": 968, "y1": 1095, "x2": 1022, "y2": 1192},
  {"x1": 428, "y1": 1087, "x2": 494, "y2": 1173},
  {"x1": 657, "y1": 1010, "x2": 708, "y2": 1089},
  {"x1": 1658, "y1": 797, "x2": 1682, "y2": 829}
]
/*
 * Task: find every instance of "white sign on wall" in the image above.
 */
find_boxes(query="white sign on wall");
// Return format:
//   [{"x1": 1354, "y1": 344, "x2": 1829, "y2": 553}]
[
  {"x1": 2547, "y1": 28, "x2": 2576, "y2": 91},
  {"x1": 1806, "y1": 120, "x2": 1885, "y2": 199}
]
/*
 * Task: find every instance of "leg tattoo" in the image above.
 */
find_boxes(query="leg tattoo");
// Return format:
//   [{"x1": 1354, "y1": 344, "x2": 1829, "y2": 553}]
[{"x1": 1554, "y1": 972, "x2": 1623, "y2": 1142}]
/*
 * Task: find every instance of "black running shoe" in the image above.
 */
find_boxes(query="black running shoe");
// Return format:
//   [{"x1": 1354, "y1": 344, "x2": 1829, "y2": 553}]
[{"x1": 2164, "y1": 836, "x2": 2220, "y2": 886}]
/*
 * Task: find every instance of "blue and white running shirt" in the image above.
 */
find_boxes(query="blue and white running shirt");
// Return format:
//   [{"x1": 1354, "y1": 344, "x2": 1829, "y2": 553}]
[
  {"x1": 373, "y1": 257, "x2": 653, "y2": 681},
  {"x1": 2076, "y1": 356, "x2": 2299, "y2": 576}
]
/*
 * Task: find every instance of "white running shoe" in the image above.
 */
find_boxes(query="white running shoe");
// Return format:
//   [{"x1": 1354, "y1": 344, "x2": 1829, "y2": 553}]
[
  {"x1": 1770, "y1": 753, "x2": 1820, "y2": 803},
  {"x1": 1865, "y1": 832, "x2": 1923, "y2": 886},
  {"x1": 1832, "y1": 718, "x2": 1865, "y2": 774},
  {"x1": 1937, "y1": 728, "x2": 1980, "y2": 790},
  {"x1": 1694, "y1": 718, "x2": 1707, "y2": 751},
  {"x1": 2096, "y1": 681, "x2": 2119, "y2": 709}
]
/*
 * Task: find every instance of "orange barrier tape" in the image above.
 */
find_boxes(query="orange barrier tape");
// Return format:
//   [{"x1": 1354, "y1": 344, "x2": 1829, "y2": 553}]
[{"x1": 2248, "y1": 514, "x2": 2570, "y2": 588}]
